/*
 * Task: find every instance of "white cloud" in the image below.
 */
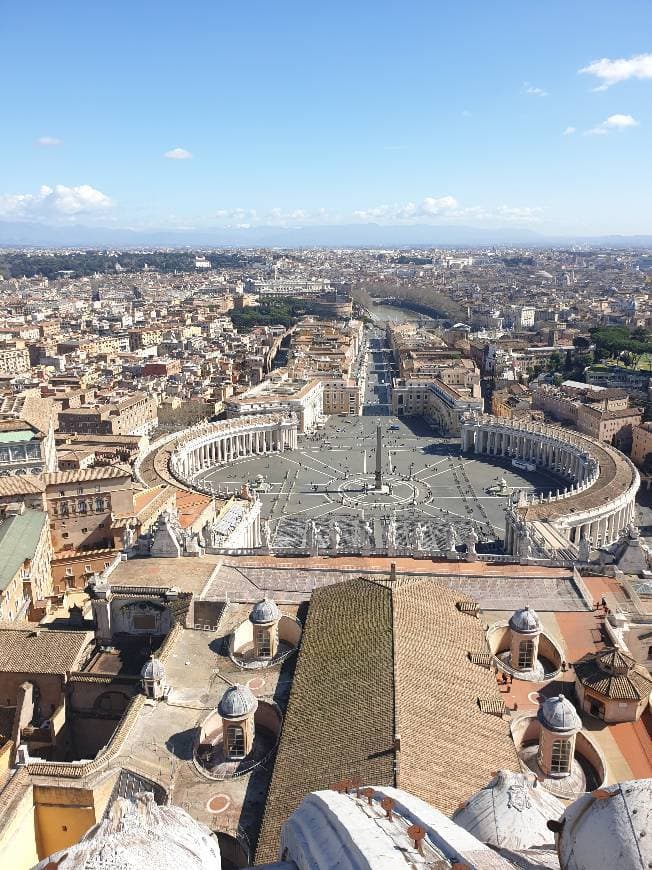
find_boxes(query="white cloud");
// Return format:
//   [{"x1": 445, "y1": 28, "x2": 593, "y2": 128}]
[
  {"x1": 0, "y1": 184, "x2": 112, "y2": 221},
  {"x1": 163, "y1": 147, "x2": 193, "y2": 160},
  {"x1": 353, "y1": 195, "x2": 458, "y2": 222},
  {"x1": 494, "y1": 205, "x2": 543, "y2": 223},
  {"x1": 36, "y1": 136, "x2": 62, "y2": 146},
  {"x1": 586, "y1": 113, "x2": 639, "y2": 135},
  {"x1": 523, "y1": 82, "x2": 549, "y2": 97},
  {"x1": 579, "y1": 53, "x2": 652, "y2": 90},
  {"x1": 211, "y1": 197, "x2": 543, "y2": 228},
  {"x1": 562, "y1": 126, "x2": 577, "y2": 136}
]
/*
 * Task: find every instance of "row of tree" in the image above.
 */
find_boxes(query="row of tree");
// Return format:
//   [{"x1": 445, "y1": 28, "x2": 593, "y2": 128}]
[
  {"x1": 0, "y1": 250, "x2": 254, "y2": 279},
  {"x1": 589, "y1": 325, "x2": 652, "y2": 368}
]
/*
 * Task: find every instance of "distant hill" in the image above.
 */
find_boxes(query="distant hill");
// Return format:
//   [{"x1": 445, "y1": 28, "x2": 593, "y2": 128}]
[{"x1": 0, "y1": 219, "x2": 651, "y2": 249}]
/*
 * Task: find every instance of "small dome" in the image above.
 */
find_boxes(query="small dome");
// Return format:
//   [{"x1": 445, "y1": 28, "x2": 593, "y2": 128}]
[
  {"x1": 556, "y1": 779, "x2": 652, "y2": 870},
  {"x1": 218, "y1": 684, "x2": 258, "y2": 719},
  {"x1": 249, "y1": 597, "x2": 280, "y2": 624},
  {"x1": 509, "y1": 605, "x2": 541, "y2": 634},
  {"x1": 538, "y1": 694, "x2": 582, "y2": 733},
  {"x1": 452, "y1": 770, "x2": 565, "y2": 849},
  {"x1": 141, "y1": 657, "x2": 165, "y2": 681}
]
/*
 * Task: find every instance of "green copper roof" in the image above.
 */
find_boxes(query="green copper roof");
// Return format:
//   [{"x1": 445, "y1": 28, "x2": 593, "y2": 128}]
[
  {"x1": 0, "y1": 511, "x2": 48, "y2": 591},
  {"x1": 0, "y1": 430, "x2": 36, "y2": 443}
]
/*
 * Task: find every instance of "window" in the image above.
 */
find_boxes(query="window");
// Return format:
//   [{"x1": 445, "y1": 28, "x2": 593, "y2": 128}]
[
  {"x1": 518, "y1": 639, "x2": 535, "y2": 670},
  {"x1": 226, "y1": 724, "x2": 245, "y2": 758},
  {"x1": 550, "y1": 738, "x2": 572, "y2": 775},
  {"x1": 648, "y1": 645, "x2": 652, "y2": 660},
  {"x1": 255, "y1": 626, "x2": 271, "y2": 658}
]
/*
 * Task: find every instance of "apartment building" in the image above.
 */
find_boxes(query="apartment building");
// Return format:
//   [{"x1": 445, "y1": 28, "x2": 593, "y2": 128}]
[
  {"x1": 57, "y1": 392, "x2": 158, "y2": 437},
  {"x1": 0, "y1": 342, "x2": 30, "y2": 374},
  {"x1": 0, "y1": 392, "x2": 58, "y2": 476},
  {"x1": 45, "y1": 465, "x2": 136, "y2": 551}
]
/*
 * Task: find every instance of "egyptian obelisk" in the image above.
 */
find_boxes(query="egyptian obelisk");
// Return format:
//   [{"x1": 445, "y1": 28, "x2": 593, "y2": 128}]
[{"x1": 375, "y1": 423, "x2": 383, "y2": 490}]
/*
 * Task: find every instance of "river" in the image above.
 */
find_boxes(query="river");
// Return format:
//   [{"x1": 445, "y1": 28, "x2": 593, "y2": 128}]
[{"x1": 368, "y1": 300, "x2": 434, "y2": 323}]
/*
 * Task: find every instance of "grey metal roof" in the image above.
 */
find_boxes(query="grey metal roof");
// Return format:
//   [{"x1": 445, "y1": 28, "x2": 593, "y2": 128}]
[
  {"x1": 217, "y1": 683, "x2": 258, "y2": 719},
  {"x1": 537, "y1": 694, "x2": 582, "y2": 733},
  {"x1": 508, "y1": 605, "x2": 541, "y2": 634},
  {"x1": 249, "y1": 597, "x2": 280, "y2": 625},
  {"x1": 140, "y1": 657, "x2": 165, "y2": 680}
]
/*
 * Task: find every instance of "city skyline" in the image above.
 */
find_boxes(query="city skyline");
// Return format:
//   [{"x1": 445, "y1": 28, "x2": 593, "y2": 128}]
[{"x1": 2, "y1": 0, "x2": 652, "y2": 236}]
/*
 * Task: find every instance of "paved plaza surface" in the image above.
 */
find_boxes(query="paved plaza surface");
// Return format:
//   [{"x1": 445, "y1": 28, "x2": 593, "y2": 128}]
[{"x1": 196, "y1": 329, "x2": 560, "y2": 553}]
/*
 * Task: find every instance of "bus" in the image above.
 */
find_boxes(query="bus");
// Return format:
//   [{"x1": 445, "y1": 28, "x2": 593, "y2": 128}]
[{"x1": 512, "y1": 458, "x2": 536, "y2": 472}]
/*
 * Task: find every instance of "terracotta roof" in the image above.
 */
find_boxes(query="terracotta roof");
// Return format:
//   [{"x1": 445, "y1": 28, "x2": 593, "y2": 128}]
[
  {"x1": 0, "y1": 626, "x2": 93, "y2": 673},
  {"x1": 255, "y1": 575, "x2": 519, "y2": 863},
  {"x1": 0, "y1": 476, "x2": 45, "y2": 496},
  {"x1": 43, "y1": 465, "x2": 132, "y2": 485},
  {"x1": 575, "y1": 647, "x2": 652, "y2": 701}
]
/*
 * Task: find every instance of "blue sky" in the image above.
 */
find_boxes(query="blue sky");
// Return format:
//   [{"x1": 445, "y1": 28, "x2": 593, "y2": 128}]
[{"x1": 2, "y1": 0, "x2": 652, "y2": 234}]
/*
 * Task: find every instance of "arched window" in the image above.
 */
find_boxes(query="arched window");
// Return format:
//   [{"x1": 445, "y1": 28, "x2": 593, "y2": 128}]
[
  {"x1": 518, "y1": 639, "x2": 535, "y2": 669},
  {"x1": 226, "y1": 724, "x2": 245, "y2": 758},
  {"x1": 550, "y1": 738, "x2": 572, "y2": 774}
]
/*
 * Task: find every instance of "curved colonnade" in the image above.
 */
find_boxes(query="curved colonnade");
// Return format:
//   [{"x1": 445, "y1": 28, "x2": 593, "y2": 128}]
[
  {"x1": 462, "y1": 414, "x2": 639, "y2": 553},
  {"x1": 168, "y1": 413, "x2": 298, "y2": 489}
]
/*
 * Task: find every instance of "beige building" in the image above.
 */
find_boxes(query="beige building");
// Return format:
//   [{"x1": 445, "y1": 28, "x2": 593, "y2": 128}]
[
  {"x1": 0, "y1": 341, "x2": 30, "y2": 374},
  {"x1": 631, "y1": 421, "x2": 652, "y2": 469},
  {"x1": 57, "y1": 393, "x2": 158, "y2": 437},
  {"x1": 225, "y1": 371, "x2": 323, "y2": 432},
  {"x1": 574, "y1": 648, "x2": 652, "y2": 723},
  {"x1": 45, "y1": 466, "x2": 136, "y2": 552},
  {"x1": 319, "y1": 377, "x2": 362, "y2": 416},
  {"x1": 533, "y1": 383, "x2": 642, "y2": 452},
  {"x1": 0, "y1": 392, "x2": 58, "y2": 477},
  {"x1": 492, "y1": 383, "x2": 532, "y2": 420},
  {"x1": 576, "y1": 404, "x2": 642, "y2": 452},
  {"x1": 0, "y1": 507, "x2": 53, "y2": 621}
]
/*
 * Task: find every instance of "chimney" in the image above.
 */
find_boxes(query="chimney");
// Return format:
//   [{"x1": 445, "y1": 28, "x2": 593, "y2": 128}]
[{"x1": 389, "y1": 562, "x2": 396, "y2": 581}]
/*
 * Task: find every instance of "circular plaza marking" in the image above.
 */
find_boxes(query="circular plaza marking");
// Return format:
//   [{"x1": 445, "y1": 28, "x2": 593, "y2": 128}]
[
  {"x1": 247, "y1": 676, "x2": 266, "y2": 691},
  {"x1": 207, "y1": 794, "x2": 231, "y2": 814}
]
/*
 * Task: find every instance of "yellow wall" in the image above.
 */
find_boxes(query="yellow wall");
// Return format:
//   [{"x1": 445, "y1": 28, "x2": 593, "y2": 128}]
[
  {"x1": 0, "y1": 787, "x2": 39, "y2": 870},
  {"x1": 0, "y1": 740, "x2": 13, "y2": 773},
  {"x1": 34, "y1": 786, "x2": 97, "y2": 859}
]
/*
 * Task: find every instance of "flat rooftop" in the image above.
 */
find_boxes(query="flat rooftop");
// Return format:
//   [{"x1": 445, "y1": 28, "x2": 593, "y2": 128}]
[
  {"x1": 202, "y1": 556, "x2": 586, "y2": 610},
  {"x1": 106, "y1": 555, "x2": 221, "y2": 595}
]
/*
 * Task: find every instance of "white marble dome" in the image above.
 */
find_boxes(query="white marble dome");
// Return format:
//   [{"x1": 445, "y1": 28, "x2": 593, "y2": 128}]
[
  {"x1": 217, "y1": 683, "x2": 258, "y2": 719},
  {"x1": 556, "y1": 778, "x2": 652, "y2": 870},
  {"x1": 538, "y1": 694, "x2": 582, "y2": 733},
  {"x1": 249, "y1": 597, "x2": 280, "y2": 624},
  {"x1": 141, "y1": 657, "x2": 165, "y2": 681},
  {"x1": 452, "y1": 770, "x2": 565, "y2": 849},
  {"x1": 508, "y1": 605, "x2": 541, "y2": 634},
  {"x1": 33, "y1": 792, "x2": 221, "y2": 869}
]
